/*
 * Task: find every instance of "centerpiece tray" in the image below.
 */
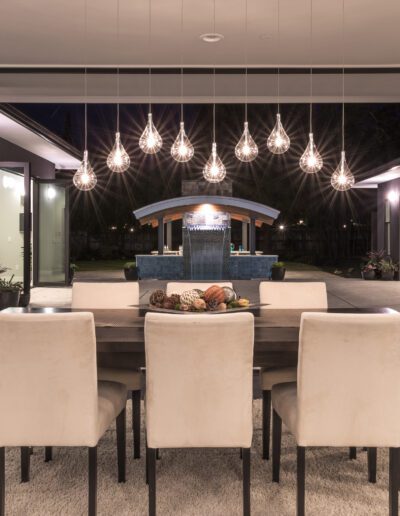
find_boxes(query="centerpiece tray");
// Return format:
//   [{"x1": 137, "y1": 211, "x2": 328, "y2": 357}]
[{"x1": 145, "y1": 302, "x2": 265, "y2": 314}]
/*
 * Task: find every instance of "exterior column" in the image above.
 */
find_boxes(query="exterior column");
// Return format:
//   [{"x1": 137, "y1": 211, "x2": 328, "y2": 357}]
[
  {"x1": 157, "y1": 216, "x2": 164, "y2": 255},
  {"x1": 242, "y1": 222, "x2": 248, "y2": 251},
  {"x1": 166, "y1": 221, "x2": 172, "y2": 250},
  {"x1": 249, "y1": 217, "x2": 256, "y2": 255}
]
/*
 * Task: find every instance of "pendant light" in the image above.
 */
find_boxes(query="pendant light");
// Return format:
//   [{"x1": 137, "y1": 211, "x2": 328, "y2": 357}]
[
  {"x1": 203, "y1": 0, "x2": 226, "y2": 183},
  {"x1": 107, "y1": 0, "x2": 130, "y2": 173},
  {"x1": 331, "y1": 0, "x2": 354, "y2": 191},
  {"x1": 299, "y1": 0, "x2": 323, "y2": 174},
  {"x1": 73, "y1": 0, "x2": 97, "y2": 191},
  {"x1": 139, "y1": 0, "x2": 162, "y2": 154},
  {"x1": 267, "y1": 0, "x2": 290, "y2": 155},
  {"x1": 171, "y1": 0, "x2": 194, "y2": 162},
  {"x1": 235, "y1": 0, "x2": 258, "y2": 162}
]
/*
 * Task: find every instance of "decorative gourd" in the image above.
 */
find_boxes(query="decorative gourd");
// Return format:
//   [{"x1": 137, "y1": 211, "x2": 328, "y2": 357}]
[
  {"x1": 180, "y1": 289, "x2": 200, "y2": 306},
  {"x1": 150, "y1": 289, "x2": 166, "y2": 306},
  {"x1": 223, "y1": 286, "x2": 237, "y2": 303},
  {"x1": 204, "y1": 285, "x2": 226, "y2": 305}
]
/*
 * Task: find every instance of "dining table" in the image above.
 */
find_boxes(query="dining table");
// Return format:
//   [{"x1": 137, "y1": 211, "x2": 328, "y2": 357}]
[{"x1": 2, "y1": 306, "x2": 395, "y2": 369}]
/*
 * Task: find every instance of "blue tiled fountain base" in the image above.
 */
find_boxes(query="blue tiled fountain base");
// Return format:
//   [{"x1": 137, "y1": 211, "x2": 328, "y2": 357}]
[{"x1": 136, "y1": 255, "x2": 278, "y2": 280}]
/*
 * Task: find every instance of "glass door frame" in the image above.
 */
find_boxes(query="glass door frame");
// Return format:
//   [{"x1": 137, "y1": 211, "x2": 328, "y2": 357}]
[
  {"x1": 0, "y1": 161, "x2": 31, "y2": 295},
  {"x1": 32, "y1": 178, "x2": 70, "y2": 286}
]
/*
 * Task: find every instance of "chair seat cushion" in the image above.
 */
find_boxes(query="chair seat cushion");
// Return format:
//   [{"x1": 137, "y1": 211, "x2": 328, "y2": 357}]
[
  {"x1": 97, "y1": 380, "x2": 128, "y2": 442},
  {"x1": 272, "y1": 382, "x2": 297, "y2": 437},
  {"x1": 98, "y1": 367, "x2": 142, "y2": 391},
  {"x1": 261, "y1": 366, "x2": 297, "y2": 391}
]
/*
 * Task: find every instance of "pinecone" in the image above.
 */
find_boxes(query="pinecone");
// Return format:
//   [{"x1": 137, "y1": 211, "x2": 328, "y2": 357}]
[
  {"x1": 169, "y1": 293, "x2": 181, "y2": 305},
  {"x1": 149, "y1": 289, "x2": 166, "y2": 306},
  {"x1": 207, "y1": 298, "x2": 219, "y2": 311}
]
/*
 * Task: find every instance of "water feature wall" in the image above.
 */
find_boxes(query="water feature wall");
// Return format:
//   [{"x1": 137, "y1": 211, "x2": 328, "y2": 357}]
[{"x1": 183, "y1": 210, "x2": 230, "y2": 280}]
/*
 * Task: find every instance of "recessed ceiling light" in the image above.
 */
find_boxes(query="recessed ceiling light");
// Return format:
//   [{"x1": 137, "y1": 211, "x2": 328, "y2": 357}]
[{"x1": 200, "y1": 33, "x2": 224, "y2": 43}]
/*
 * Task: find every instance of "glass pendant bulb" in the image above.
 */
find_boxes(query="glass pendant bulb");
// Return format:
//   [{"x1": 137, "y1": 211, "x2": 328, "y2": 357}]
[
  {"x1": 267, "y1": 113, "x2": 290, "y2": 155},
  {"x1": 171, "y1": 121, "x2": 194, "y2": 162},
  {"x1": 331, "y1": 151, "x2": 355, "y2": 191},
  {"x1": 139, "y1": 112, "x2": 163, "y2": 154},
  {"x1": 107, "y1": 132, "x2": 130, "y2": 173},
  {"x1": 203, "y1": 142, "x2": 226, "y2": 183},
  {"x1": 300, "y1": 133, "x2": 323, "y2": 174},
  {"x1": 73, "y1": 150, "x2": 97, "y2": 191},
  {"x1": 235, "y1": 121, "x2": 258, "y2": 162}
]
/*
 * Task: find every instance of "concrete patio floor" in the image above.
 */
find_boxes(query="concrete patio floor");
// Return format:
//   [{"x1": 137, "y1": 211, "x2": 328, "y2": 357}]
[{"x1": 30, "y1": 269, "x2": 400, "y2": 311}]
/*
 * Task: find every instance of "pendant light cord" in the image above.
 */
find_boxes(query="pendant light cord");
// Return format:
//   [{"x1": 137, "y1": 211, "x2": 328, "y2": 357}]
[
  {"x1": 180, "y1": 0, "x2": 184, "y2": 121},
  {"x1": 116, "y1": 0, "x2": 120, "y2": 132},
  {"x1": 277, "y1": 0, "x2": 280, "y2": 113},
  {"x1": 84, "y1": 0, "x2": 88, "y2": 151},
  {"x1": 244, "y1": 0, "x2": 248, "y2": 121},
  {"x1": 213, "y1": 0, "x2": 216, "y2": 142},
  {"x1": 309, "y1": 0, "x2": 313, "y2": 132},
  {"x1": 148, "y1": 0, "x2": 152, "y2": 112},
  {"x1": 342, "y1": 0, "x2": 345, "y2": 151}
]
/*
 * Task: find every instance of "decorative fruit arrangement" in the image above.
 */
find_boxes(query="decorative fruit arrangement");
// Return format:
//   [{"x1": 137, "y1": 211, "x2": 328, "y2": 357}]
[{"x1": 148, "y1": 286, "x2": 250, "y2": 312}]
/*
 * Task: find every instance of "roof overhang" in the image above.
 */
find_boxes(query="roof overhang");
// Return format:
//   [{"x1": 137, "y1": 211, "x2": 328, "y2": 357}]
[
  {"x1": 133, "y1": 196, "x2": 280, "y2": 227},
  {"x1": 354, "y1": 166, "x2": 400, "y2": 189}
]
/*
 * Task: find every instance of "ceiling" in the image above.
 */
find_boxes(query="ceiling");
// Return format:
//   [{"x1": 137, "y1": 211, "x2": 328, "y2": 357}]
[
  {"x1": 1, "y1": 0, "x2": 399, "y2": 103},
  {"x1": 1, "y1": 0, "x2": 399, "y2": 67}
]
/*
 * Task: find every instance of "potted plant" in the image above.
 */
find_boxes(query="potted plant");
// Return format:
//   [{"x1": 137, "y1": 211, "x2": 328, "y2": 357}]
[
  {"x1": 0, "y1": 268, "x2": 23, "y2": 309},
  {"x1": 378, "y1": 258, "x2": 398, "y2": 281},
  {"x1": 124, "y1": 262, "x2": 138, "y2": 281},
  {"x1": 271, "y1": 261, "x2": 286, "y2": 281},
  {"x1": 69, "y1": 263, "x2": 78, "y2": 285},
  {"x1": 360, "y1": 250, "x2": 385, "y2": 280},
  {"x1": 361, "y1": 263, "x2": 377, "y2": 280}
]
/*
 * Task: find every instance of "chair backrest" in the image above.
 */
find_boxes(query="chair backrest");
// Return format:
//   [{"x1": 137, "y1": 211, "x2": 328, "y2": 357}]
[
  {"x1": 145, "y1": 312, "x2": 254, "y2": 448},
  {"x1": 0, "y1": 312, "x2": 99, "y2": 447},
  {"x1": 259, "y1": 282, "x2": 327, "y2": 309},
  {"x1": 72, "y1": 282, "x2": 139, "y2": 309},
  {"x1": 296, "y1": 312, "x2": 400, "y2": 447},
  {"x1": 166, "y1": 282, "x2": 233, "y2": 296}
]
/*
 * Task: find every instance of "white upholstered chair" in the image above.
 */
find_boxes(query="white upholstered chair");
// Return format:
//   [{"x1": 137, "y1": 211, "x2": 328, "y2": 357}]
[
  {"x1": 272, "y1": 312, "x2": 400, "y2": 516},
  {"x1": 0, "y1": 312, "x2": 127, "y2": 516},
  {"x1": 71, "y1": 282, "x2": 142, "y2": 458},
  {"x1": 259, "y1": 281, "x2": 328, "y2": 460},
  {"x1": 145, "y1": 312, "x2": 254, "y2": 516},
  {"x1": 166, "y1": 282, "x2": 233, "y2": 295}
]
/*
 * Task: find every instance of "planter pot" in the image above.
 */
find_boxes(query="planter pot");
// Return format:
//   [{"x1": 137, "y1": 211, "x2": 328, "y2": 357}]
[
  {"x1": 124, "y1": 267, "x2": 138, "y2": 281},
  {"x1": 362, "y1": 270, "x2": 376, "y2": 280},
  {"x1": 0, "y1": 290, "x2": 20, "y2": 310},
  {"x1": 380, "y1": 271, "x2": 395, "y2": 281},
  {"x1": 271, "y1": 267, "x2": 286, "y2": 281},
  {"x1": 19, "y1": 291, "x2": 31, "y2": 307}
]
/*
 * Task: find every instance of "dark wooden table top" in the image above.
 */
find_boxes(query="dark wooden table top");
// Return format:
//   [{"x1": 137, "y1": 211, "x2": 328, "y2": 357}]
[{"x1": 3, "y1": 306, "x2": 395, "y2": 368}]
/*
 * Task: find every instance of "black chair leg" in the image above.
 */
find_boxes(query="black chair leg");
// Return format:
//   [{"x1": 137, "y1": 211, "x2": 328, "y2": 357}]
[
  {"x1": 349, "y1": 447, "x2": 357, "y2": 460},
  {"x1": 242, "y1": 448, "x2": 251, "y2": 516},
  {"x1": 272, "y1": 410, "x2": 282, "y2": 483},
  {"x1": 262, "y1": 390, "x2": 271, "y2": 460},
  {"x1": 20, "y1": 447, "x2": 30, "y2": 483},
  {"x1": 132, "y1": 390, "x2": 141, "y2": 459},
  {"x1": 116, "y1": 408, "x2": 126, "y2": 483},
  {"x1": 44, "y1": 447, "x2": 53, "y2": 462},
  {"x1": 148, "y1": 448, "x2": 157, "y2": 516},
  {"x1": 368, "y1": 448, "x2": 377, "y2": 484},
  {"x1": 88, "y1": 446, "x2": 97, "y2": 516},
  {"x1": 297, "y1": 446, "x2": 305, "y2": 516},
  {"x1": 389, "y1": 448, "x2": 399, "y2": 516},
  {"x1": 0, "y1": 447, "x2": 5, "y2": 516}
]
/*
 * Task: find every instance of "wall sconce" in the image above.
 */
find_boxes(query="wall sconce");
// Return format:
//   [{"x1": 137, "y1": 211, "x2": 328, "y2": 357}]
[{"x1": 387, "y1": 190, "x2": 399, "y2": 204}]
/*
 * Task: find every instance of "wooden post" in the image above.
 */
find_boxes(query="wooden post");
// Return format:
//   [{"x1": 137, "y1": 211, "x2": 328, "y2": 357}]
[
  {"x1": 249, "y1": 217, "x2": 256, "y2": 255},
  {"x1": 157, "y1": 216, "x2": 164, "y2": 255}
]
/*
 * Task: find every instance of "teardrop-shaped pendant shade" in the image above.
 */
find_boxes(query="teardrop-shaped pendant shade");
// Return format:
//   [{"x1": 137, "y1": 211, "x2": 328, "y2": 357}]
[
  {"x1": 203, "y1": 142, "x2": 226, "y2": 183},
  {"x1": 267, "y1": 113, "x2": 290, "y2": 155},
  {"x1": 331, "y1": 151, "x2": 355, "y2": 191},
  {"x1": 139, "y1": 113, "x2": 163, "y2": 154},
  {"x1": 171, "y1": 121, "x2": 194, "y2": 162},
  {"x1": 73, "y1": 150, "x2": 97, "y2": 191},
  {"x1": 107, "y1": 132, "x2": 130, "y2": 173},
  {"x1": 299, "y1": 133, "x2": 323, "y2": 174},
  {"x1": 235, "y1": 121, "x2": 258, "y2": 162}
]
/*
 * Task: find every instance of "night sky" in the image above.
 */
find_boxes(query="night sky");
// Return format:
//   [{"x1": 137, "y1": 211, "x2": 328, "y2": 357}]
[{"x1": 14, "y1": 102, "x2": 399, "y2": 235}]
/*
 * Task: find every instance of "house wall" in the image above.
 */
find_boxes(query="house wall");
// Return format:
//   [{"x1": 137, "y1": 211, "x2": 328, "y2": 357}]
[
  {"x1": 0, "y1": 137, "x2": 55, "y2": 179},
  {"x1": 377, "y1": 178, "x2": 400, "y2": 262}
]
